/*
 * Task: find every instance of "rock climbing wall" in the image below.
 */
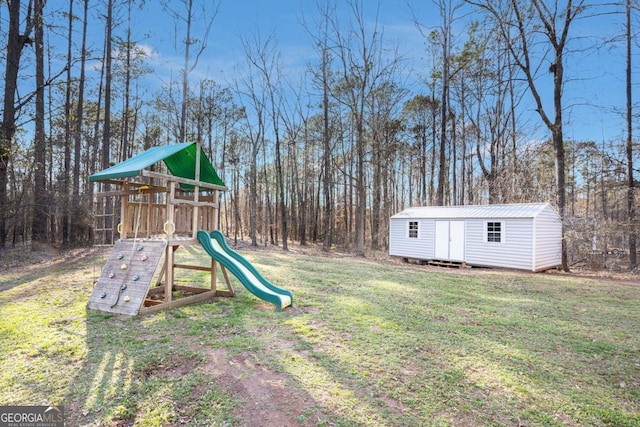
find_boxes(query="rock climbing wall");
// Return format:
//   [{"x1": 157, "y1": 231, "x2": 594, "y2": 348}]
[{"x1": 88, "y1": 240, "x2": 167, "y2": 315}]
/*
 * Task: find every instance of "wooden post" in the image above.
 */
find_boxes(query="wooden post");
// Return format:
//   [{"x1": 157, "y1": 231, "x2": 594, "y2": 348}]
[
  {"x1": 165, "y1": 180, "x2": 176, "y2": 302},
  {"x1": 146, "y1": 190, "x2": 152, "y2": 238},
  {"x1": 211, "y1": 256, "x2": 217, "y2": 292},
  {"x1": 166, "y1": 180, "x2": 175, "y2": 237},
  {"x1": 212, "y1": 189, "x2": 219, "y2": 229},
  {"x1": 121, "y1": 183, "x2": 129, "y2": 239},
  {"x1": 165, "y1": 244, "x2": 174, "y2": 303},
  {"x1": 209, "y1": 188, "x2": 219, "y2": 291},
  {"x1": 218, "y1": 264, "x2": 235, "y2": 296},
  {"x1": 192, "y1": 143, "x2": 201, "y2": 239}
]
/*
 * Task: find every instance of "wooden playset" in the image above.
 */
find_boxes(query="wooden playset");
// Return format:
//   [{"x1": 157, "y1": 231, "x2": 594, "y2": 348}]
[{"x1": 87, "y1": 142, "x2": 236, "y2": 316}]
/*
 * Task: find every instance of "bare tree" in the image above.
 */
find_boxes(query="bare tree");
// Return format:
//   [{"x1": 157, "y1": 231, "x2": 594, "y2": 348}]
[
  {"x1": 625, "y1": 0, "x2": 637, "y2": 269},
  {"x1": 413, "y1": 0, "x2": 466, "y2": 206},
  {"x1": 434, "y1": 0, "x2": 464, "y2": 206},
  {"x1": 369, "y1": 81, "x2": 407, "y2": 249},
  {"x1": 61, "y1": 0, "x2": 74, "y2": 244},
  {"x1": 460, "y1": 23, "x2": 518, "y2": 203},
  {"x1": 161, "y1": 0, "x2": 219, "y2": 143},
  {"x1": 1, "y1": 0, "x2": 36, "y2": 248},
  {"x1": 119, "y1": 0, "x2": 134, "y2": 161},
  {"x1": 102, "y1": 0, "x2": 115, "y2": 244},
  {"x1": 304, "y1": 0, "x2": 337, "y2": 252},
  {"x1": 468, "y1": 0, "x2": 586, "y2": 271},
  {"x1": 330, "y1": 0, "x2": 400, "y2": 255},
  {"x1": 280, "y1": 80, "x2": 310, "y2": 246},
  {"x1": 236, "y1": 50, "x2": 268, "y2": 246},
  {"x1": 402, "y1": 94, "x2": 439, "y2": 204},
  {"x1": 242, "y1": 31, "x2": 289, "y2": 250},
  {"x1": 72, "y1": 0, "x2": 89, "y2": 245},
  {"x1": 32, "y1": 0, "x2": 47, "y2": 243}
]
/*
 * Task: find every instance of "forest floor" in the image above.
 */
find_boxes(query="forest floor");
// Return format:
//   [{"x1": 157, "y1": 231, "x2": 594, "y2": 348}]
[{"x1": 0, "y1": 241, "x2": 639, "y2": 426}]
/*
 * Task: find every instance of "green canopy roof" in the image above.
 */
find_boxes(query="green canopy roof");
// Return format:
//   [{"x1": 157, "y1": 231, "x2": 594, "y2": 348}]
[{"x1": 89, "y1": 142, "x2": 225, "y2": 189}]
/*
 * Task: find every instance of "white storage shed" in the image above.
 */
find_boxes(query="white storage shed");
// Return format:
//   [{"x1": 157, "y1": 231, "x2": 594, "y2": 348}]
[{"x1": 389, "y1": 203, "x2": 562, "y2": 272}]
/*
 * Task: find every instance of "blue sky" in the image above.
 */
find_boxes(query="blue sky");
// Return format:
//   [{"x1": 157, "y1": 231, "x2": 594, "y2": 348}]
[
  {"x1": 131, "y1": 0, "x2": 424, "y2": 84},
  {"x1": 80, "y1": 0, "x2": 636, "y2": 145}
]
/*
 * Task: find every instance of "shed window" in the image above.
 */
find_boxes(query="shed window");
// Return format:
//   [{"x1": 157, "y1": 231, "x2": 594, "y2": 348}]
[
  {"x1": 487, "y1": 221, "x2": 502, "y2": 242},
  {"x1": 408, "y1": 221, "x2": 419, "y2": 238}
]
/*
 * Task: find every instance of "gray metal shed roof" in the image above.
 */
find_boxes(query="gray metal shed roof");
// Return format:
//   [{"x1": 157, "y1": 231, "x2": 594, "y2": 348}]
[{"x1": 390, "y1": 203, "x2": 556, "y2": 219}]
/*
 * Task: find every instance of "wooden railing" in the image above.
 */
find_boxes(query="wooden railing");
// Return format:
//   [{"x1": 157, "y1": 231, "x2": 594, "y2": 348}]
[{"x1": 121, "y1": 200, "x2": 218, "y2": 238}]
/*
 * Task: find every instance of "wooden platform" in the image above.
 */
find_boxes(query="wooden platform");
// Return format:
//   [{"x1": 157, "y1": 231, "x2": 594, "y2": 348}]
[
  {"x1": 87, "y1": 240, "x2": 167, "y2": 315},
  {"x1": 427, "y1": 259, "x2": 467, "y2": 269},
  {"x1": 401, "y1": 257, "x2": 468, "y2": 269}
]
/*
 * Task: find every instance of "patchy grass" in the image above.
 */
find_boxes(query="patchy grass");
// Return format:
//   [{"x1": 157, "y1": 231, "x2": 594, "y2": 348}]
[{"x1": 0, "y1": 244, "x2": 639, "y2": 426}]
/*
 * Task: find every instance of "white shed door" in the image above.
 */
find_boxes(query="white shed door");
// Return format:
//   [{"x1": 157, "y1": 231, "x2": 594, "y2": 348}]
[
  {"x1": 435, "y1": 221, "x2": 450, "y2": 259},
  {"x1": 435, "y1": 220, "x2": 465, "y2": 261}
]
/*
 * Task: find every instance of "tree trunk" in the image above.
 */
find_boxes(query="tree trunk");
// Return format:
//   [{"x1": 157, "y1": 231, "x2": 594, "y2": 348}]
[
  {"x1": 102, "y1": 0, "x2": 114, "y2": 244},
  {"x1": 626, "y1": 0, "x2": 637, "y2": 269},
  {"x1": 89, "y1": 36, "x2": 105, "y2": 244},
  {"x1": 32, "y1": 0, "x2": 47, "y2": 243},
  {"x1": 551, "y1": 51, "x2": 568, "y2": 271},
  {"x1": 179, "y1": 0, "x2": 193, "y2": 143},
  {"x1": 272, "y1": 98, "x2": 287, "y2": 250},
  {"x1": 626, "y1": 0, "x2": 638, "y2": 270},
  {"x1": 436, "y1": 3, "x2": 451, "y2": 207},
  {"x1": 249, "y1": 141, "x2": 258, "y2": 246},
  {"x1": 61, "y1": 0, "x2": 73, "y2": 245},
  {"x1": 121, "y1": 1, "x2": 133, "y2": 161},
  {"x1": 371, "y1": 113, "x2": 381, "y2": 250},
  {"x1": 72, "y1": 0, "x2": 89, "y2": 246},
  {"x1": 1, "y1": 0, "x2": 34, "y2": 248},
  {"x1": 322, "y1": 70, "x2": 333, "y2": 251},
  {"x1": 322, "y1": 49, "x2": 333, "y2": 251},
  {"x1": 468, "y1": 0, "x2": 584, "y2": 271},
  {"x1": 355, "y1": 114, "x2": 366, "y2": 256}
]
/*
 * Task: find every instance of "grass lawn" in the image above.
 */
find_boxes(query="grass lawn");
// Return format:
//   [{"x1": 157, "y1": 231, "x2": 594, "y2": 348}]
[{"x1": 0, "y1": 244, "x2": 639, "y2": 426}]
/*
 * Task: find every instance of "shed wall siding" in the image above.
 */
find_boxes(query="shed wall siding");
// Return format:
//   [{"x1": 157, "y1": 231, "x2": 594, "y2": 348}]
[
  {"x1": 389, "y1": 219, "x2": 435, "y2": 260},
  {"x1": 465, "y1": 219, "x2": 533, "y2": 270},
  {"x1": 389, "y1": 204, "x2": 562, "y2": 271},
  {"x1": 533, "y1": 207, "x2": 562, "y2": 270}
]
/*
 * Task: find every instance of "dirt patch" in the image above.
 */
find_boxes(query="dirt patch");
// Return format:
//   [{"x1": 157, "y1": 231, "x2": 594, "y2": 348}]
[{"x1": 202, "y1": 348, "x2": 317, "y2": 426}]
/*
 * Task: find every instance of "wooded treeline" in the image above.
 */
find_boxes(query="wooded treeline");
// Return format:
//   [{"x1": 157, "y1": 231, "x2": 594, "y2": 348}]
[{"x1": 0, "y1": 0, "x2": 638, "y2": 270}]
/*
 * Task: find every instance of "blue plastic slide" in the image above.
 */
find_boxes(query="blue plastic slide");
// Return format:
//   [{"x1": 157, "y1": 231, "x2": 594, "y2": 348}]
[{"x1": 197, "y1": 230, "x2": 293, "y2": 311}]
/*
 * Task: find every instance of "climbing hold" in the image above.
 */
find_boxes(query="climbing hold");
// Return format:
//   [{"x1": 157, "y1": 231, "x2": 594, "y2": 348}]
[
  {"x1": 132, "y1": 275, "x2": 140, "y2": 281},
  {"x1": 124, "y1": 295, "x2": 131, "y2": 302},
  {"x1": 108, "y1": 272, "x2": 115, "y2": 279},
  {"x1": 117, "y1": 253, "x2": 124, "y2": 260},
  {"x1": 121, "y1": 284, "x2": 127, "y2": 291},
  {"x1": 137, "y1": 245, "x2": 144, "y2": 251},
  {"x1": 100, "y1": 291, "x2": 107, "y2": 299},
  {"x1": 141, "y1": 255, "x2": 148, "y2": 262},
  {"x1": 121, "y1": 263, "x2": 128, "y2": 270}
]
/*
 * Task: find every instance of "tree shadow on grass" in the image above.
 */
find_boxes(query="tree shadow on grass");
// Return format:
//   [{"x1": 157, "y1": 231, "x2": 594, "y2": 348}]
[
  {"x1": 0, "y1": 246, "x2": 109, "y2": 293},
  {"x1": 64, "y1": 309, "x2": 234, "y2": 426}
]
